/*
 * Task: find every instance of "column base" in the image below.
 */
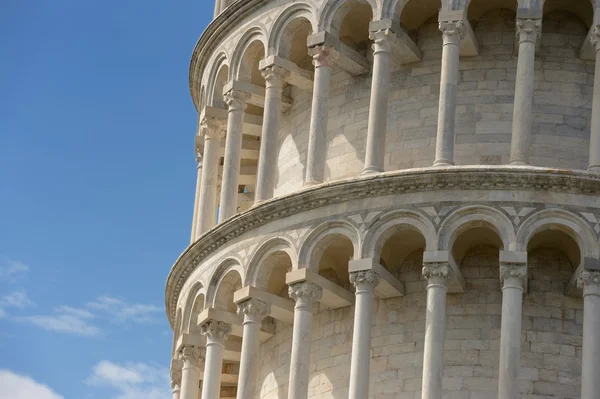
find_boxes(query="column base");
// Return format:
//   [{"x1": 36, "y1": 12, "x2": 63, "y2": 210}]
[
  {"x1": 509, "y1": 160, "x2": 529, "y2": 166},
  {"x1": 362, "y1": 167, "x2": 384, "y2": 175},
  {"x1": 304, "y1": 179, "x2": 323, "y2": 187},
  {"x1": 433, "y1": 159, "x2": 455, "y2": 167},
  {"x1": 588, "y1": 165, "x2": 600, "y2": 174}
]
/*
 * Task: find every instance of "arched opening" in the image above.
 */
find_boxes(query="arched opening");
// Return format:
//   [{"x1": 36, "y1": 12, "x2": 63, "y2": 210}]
[
  {"x1": 543, "y1": 0, "x2": 593, "y2": 28},
  {"x1": 377, "y1": 226, "x2": 427, "y2": 277},
  {"x1": 214, "y1": 269, "x2": 243, "y2": 313},
  {"x1": 399, "y1": 0, "x2": 442, "y2": 32},
  {"x1": 188, "y1": 293, "x2": 205, "y2": 335},
  {"x1": 172, "y1": 308, "x2": 182, "y2": 357},
  {"x1": 526, "y1": 227, "x2": 581, "y2": 284},
  {"x1": 211, "y1": 63, "x2": 229, "y2": 109},
  {"x1": 310, "y1": 234, "x2": 355, "y2": 290},
  {"x1": 256, "y1": 251, "x2": 293, "y2": 298},
  {"x1": 467, "y1": 0, "x2": 517, "y2": 21},
  {"x1": 330, "y1": 0, "x2": 373, "y2": 54},
  {"x1": 279, "y1": 17, "x2": 314, "y2": 71}
]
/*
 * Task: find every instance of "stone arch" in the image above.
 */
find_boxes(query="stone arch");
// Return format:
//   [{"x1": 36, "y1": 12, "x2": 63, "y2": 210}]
[
  {"x1": 318, "y1": 0, "x2": 377, "y2": 37},
  {"x1": 543, "y1": 0, "x2": 594, "y2": 28},
  {"x1": 361, "y1": 209, "x2": 438, "y2": 260},
  {"x1": 516, "y1": 209, "x2": 599, "y2": 263},
  {"x1": 206, "y1": 257, "x2": 245, "y2": 312},
  {"x1": 245, "y1": 236, "x2": 298, "y2": 289},
  {"x1": 439, "y1": 205, "x2": 516, "y2": 253},
  {"x1": 205, "y1": 52, "x2": 230, "y2": 108},
  {"x1": 466, "y1": 0, "x2": 518, "y2": 21},
  {"x1": 383, "y1": 0, "x2": 448, "y2": 26},
  {"x1": 172, "y1": 307, "x2": 182, "y2": 357},
  {"x1": 231, "y1": 26, "x2": 268, "y2": 82},
  {"x1": 297, "y1": 220, "x2": 360, "y2": 289},
  {"x1": 268, "y1": 2, "x2": 318, "y2": 57},
  {"x1": 181, "y1": 281, "x2": 205, "y2": 334}
]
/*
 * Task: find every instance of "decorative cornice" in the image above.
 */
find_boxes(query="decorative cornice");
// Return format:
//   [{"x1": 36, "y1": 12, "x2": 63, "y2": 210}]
[
  {"x1": 165, "y1": 167, "x2": 600, "y2": 327},
  {"x1": 237, "y1": 298, "x2": 271, "y2": 322},
  {"x1": 422, "y1": 262, "x2": 452, "y2": 281}
]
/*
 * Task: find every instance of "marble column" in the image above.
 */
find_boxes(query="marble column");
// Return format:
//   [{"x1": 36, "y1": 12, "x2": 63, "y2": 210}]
[
  {"x1": 363, "y1": 30, "x2": 393, "y2": 175},
  {"x1": 196, "y1": 117, "x2": 225, "y2": 237},
  {"x1": 498, "y1": 263, "x2": 527, "y2": 399},
  {"x1": 348, "y1": 271, "x2": 380, "y2": 399},
  {"x1": 200, "y1": 321, "x2": 232, "y2": 399},
  {"x1": 421, "y1": 262, "x2": 452, "y2": 399},
  {"x1": 305, "y1": 46, "x2": 337, "y2": 186},
  {"x1": 509, "y1": 19, "x2": 542, "y2": 165},
  {"x1": 433, "y1": 20, "x2": 464, "y2": 167},
  {"x1": 578, "y1": 270, "x2": 600, "y2": 399},
  {"x1": 219, "y1": 90, "x2": 249, "y2": 222},
  {"x1": 287, "y1": 281, "x2": 323, "y2": 399},
  {"x1": 191, "y1": 152, "x2": 202, "y2": 243},
  {"x1": 179, "y1": 345, "x2": 204, "y2": 399},
  {"x1": 255, "y1": 65, "x2": 285, "y2": 203},
  {"x1": 171, "y1": 359, "x2": 183, "y2": 399},
  {"x1": 236, "y1": 299, "x2": 271, "y2": 399},
  {"x1": 588, "y1": 27, "x2": 600, "y2": 173}
]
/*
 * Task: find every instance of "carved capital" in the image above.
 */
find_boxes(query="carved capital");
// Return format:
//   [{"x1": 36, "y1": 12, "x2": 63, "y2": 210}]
[
  {"x1": 369, "y1": 29, "x2": 393, "y2": 54},
  {"x1": 237, "y1": 298, "x2": 271, "y2": 322},
  {"x1": 179, "y1": 345, "x2": 204, "y2": 367},
  {"x1": 590, "y1": 25, "x2": 600, "y2": 52},
  {"x1": 499, "y1": 264, "x2": 527, "y2": 288},
  {"x1": 288, "y1": 281, "x2": 322, "y2": 305},
  {"x1": 516, "y1": 19, "x2": 542, "y2": 44},
  {"x1": 439, "y1": 20, "x2": 465, "y2": 44},
  {"x1": 170, "y1": 361, "x2": 182, "y2": 389},
  {"x1": 349, "y1": 270, "x2": 380, "y2": 288},
  {"x1": 261, "y1": 65, "x2": 286, "y2": 89},
  {"x1": 199, "y1": 116, "x2": 226, "y2": 141},
  {"x1": 223, "y1": 89, "x2": 250, "y2": 112},
  {"x1": 577, "y1": 270, "x2": 600, "y2": 296},
  {"x1": 308, "y1": 45, "x2": 338, "y2": 69},
  {"x1": 200, "y1": 320, "x2": 232, "y2": 343},
  {"x1": 422, "y1": 262, "x2": 452, "y2": 281}
]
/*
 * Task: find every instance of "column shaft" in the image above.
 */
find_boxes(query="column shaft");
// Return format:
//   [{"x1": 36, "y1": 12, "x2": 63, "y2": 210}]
[
  {"x1": 200, "y1": 321, "x2": 232, "y2": 399},
  {"x1": 578, "y1": 270, "x2": 600, "y2": 399},
  {"x1": 191, "y1": 158, "x2": 202, "y2": 243},
  {"x1": 348, "y1": 271, "x2": 380, "y2": 399},
  {"x1": 588, "y1": 28, "x2": 600, "y2": 172},
  {"x1": 363, "y1": 30, "x2": 392, "y2": 175},
  {"x1": 287, "y1": 282, "x2": 323, "y2": 399},
  {"x1": 171, "y1": 359, "x2": 183, "y2": 399},
  {"x1": 236, "y1": 299, "x2": 270, "y2": 399},
  {"x1": 219, "y1": 91, "x2": 248, "y2": 222},
  {"x1": 421, "y1": 263, "x2": 452, "y2": 399},
  {"x1": 510, "y1": 19, "x2": 541, "y2": 165},
  {"x1": 180, "y1": 346, "x2": 203, "y2": 399},
  {"x1": 196, "y1": 119, "x2": 224, "y2": 236},
  {"x1": 434, "y1": 21, "x2": 463, "y2": 167},
  {"x1": 305, "y1": 46, "x2": 336, "y2": 186},
  {"x1": 255, "y1": 67, "x2": 285, "y2": 203},
  {"x1": 498, "y1": 265, "x2": 526, "y2": 399}
]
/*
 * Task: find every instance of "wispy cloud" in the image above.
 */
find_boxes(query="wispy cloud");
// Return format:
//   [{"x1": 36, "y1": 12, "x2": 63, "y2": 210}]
[
  {"x1": 20, "y1": 296, "x2": 161, "y2": 337},
  {"x1": 0, "y1": 290, "x2": 34, "y2": 309},
  {"x1": 21, "y1": 306, "x2": 100, "y2": 337},
  {"x1": 0, "y1": 258, "x2": 29, "y2": 282},
  {"x1": 0, "y1": 369, "x2": 64, "y2": 399},
  {"x1": 87, "y1": 360, "x2": 170, "y2": 399},
  {"x1": 87, "y1": 296, "x2": 161, "y2": 324}
]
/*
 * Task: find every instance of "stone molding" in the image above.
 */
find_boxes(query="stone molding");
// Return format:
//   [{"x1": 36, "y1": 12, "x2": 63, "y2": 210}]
[
  {"x1": 200, "y1": 320, "x2": 232, "y2": 343},
  {"x1": 165, "y1": 167, "x2": 600, "y2": 326},
  {"x1": 237, "y1": 298, "x2": 271, "y2": 322},
  {"x1": 350, "y1": 270, "x2": 380, "y2": 288},
  {"x1": 422, "y1": 262, "x2": 453, "y2": 281},
  {"x1": 516, "y1": 19, "x2": 542, "y2": 44}
]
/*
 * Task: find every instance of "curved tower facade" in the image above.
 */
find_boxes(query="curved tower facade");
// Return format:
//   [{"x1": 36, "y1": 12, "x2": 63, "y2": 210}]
[{"x1": 167, "y1": 1, "x2": 600, "y2": 398}]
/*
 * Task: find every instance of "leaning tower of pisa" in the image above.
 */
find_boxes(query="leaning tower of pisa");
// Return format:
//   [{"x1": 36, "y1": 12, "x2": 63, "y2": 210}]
[{"x1": 166, "y1": 0, "x2": 600, "y2": 398}]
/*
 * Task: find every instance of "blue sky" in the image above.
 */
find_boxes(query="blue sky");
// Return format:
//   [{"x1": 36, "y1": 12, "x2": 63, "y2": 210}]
[{"x1": 0, "y1": 1, "x2": 210, "y2": 397}]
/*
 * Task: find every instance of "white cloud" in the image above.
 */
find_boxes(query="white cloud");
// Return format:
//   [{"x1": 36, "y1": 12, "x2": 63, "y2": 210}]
[
  {"x1": 87, "y1": 360, "x2": 170, "y2": 399},
  {"x1": 0, "y1": 258, "x2": 29, "y2": 282},
  {"x1": 0, "y1": 290, "x2": 34, "y2": 309},
  {"x1": 88, "y1": 296, "x2": 161, "y2": 324},
  {"x1": 0, "y1": 369, "x2": 64, "y2": 399},
  {"x1": 21, "y1": 306, "x2": 100, "y2": 337}
]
